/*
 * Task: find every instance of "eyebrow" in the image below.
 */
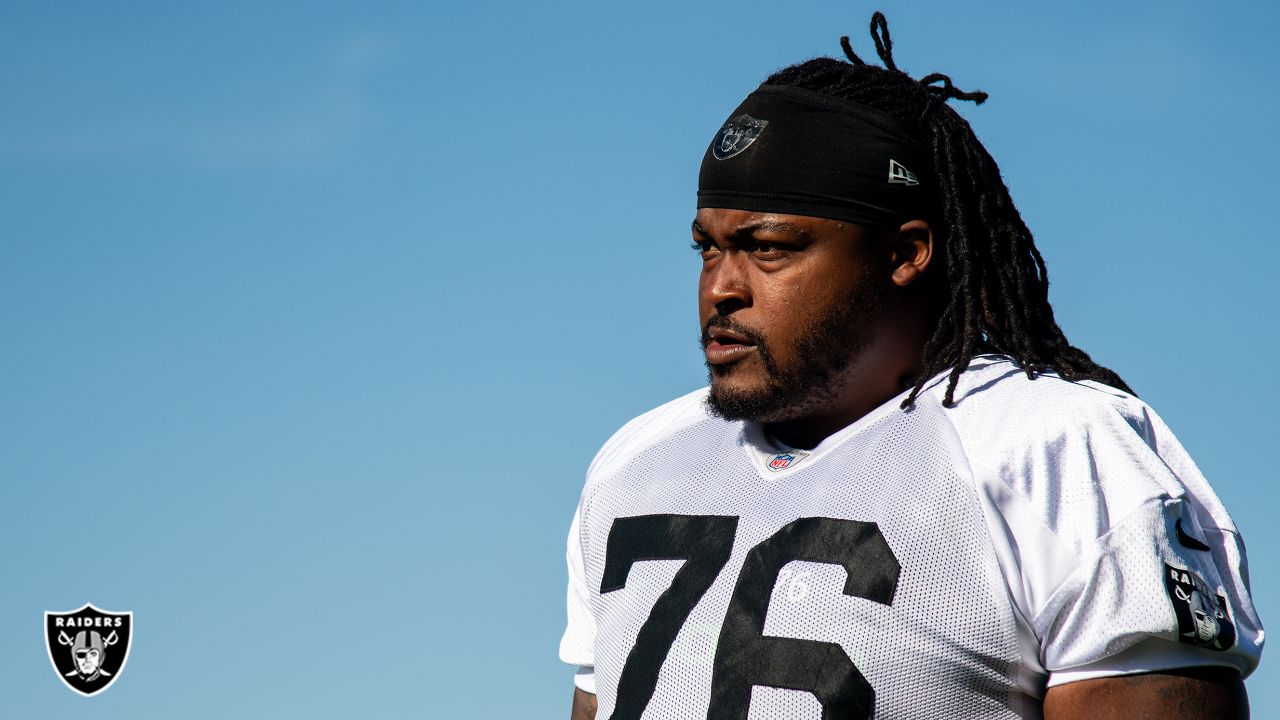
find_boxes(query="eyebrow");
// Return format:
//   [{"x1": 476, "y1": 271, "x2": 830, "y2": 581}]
[
  {"x1": 744, "y1": 219, "x2": 810, "y2": 237},
  {"x1": 690, "y1": 218, "x2": 811, "y2": 238}
]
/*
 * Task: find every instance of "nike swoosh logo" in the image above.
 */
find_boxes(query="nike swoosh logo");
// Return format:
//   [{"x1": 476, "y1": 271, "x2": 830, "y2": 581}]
[{"x1": 1175, "y1": 518, "x2": 1212, "y2": 552}]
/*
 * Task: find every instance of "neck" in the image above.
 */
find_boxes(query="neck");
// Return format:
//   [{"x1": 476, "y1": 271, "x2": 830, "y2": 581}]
[
  {"x1": 763, "y1": 320, "x2": 927, "y2": 450},
  {"x1": 763, "y1": 376, "x2": 915, "y2": 450}
]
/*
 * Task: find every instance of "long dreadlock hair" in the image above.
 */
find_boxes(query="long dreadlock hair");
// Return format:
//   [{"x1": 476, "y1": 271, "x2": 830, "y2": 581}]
[{"x1": 766, "y1": 12, "x2": 1132, "y2": 408}]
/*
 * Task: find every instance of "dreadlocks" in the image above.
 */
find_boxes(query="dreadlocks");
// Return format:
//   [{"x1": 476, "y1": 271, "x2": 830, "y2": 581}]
[{"x1": 765, "y1": 12, "x2": 1132, "y2": 407}]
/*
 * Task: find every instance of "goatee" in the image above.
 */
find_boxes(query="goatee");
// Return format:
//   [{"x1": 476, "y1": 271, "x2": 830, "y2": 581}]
[{"x1": 703, "y1": 279, "x2": 884, "y2": 423}]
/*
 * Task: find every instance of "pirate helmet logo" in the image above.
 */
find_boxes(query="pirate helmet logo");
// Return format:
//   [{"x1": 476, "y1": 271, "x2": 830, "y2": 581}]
[
  {"x1": 45, "y1": 603, "x2": 133, "y2": 696},
  {"x1": 711, "y1": 114, "x2": 768, "y2": 160},
  {"x1": 1163, "y1": 564, "x2": 1235, "y2": 651}
]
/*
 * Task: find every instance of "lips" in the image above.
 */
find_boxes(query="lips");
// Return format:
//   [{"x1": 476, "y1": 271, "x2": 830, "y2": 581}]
[{"x1": 704, "y1": 323, "x2": 758, "y2": 365}]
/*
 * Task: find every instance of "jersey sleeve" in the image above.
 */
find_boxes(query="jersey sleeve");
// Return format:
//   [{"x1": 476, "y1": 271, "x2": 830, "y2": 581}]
[
  {"x1": 559, "y1": 500, "x2": 598, "y2": 693},
  {"x1": 963, "y1": 385, "x2": 1264, "y2": 689},
  {"x1": 1033, "y1": 494, "x2": 1260, "y2": 686}
]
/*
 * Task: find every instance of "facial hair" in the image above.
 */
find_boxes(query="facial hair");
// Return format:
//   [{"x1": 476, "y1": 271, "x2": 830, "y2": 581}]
[{"x1": 702, "y1": 277, "x2": 885, "y2": 423}]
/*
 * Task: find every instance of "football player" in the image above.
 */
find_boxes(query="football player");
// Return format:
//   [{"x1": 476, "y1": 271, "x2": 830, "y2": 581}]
[{"x1": 560, "y1": 13, "x2": 1261, "y2": 720}]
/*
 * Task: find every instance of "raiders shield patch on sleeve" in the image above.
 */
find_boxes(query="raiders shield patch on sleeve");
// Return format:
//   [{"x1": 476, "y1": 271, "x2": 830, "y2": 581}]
[{"x1": 1164, "y1": 563, "x2": 1236, "y2": 651}]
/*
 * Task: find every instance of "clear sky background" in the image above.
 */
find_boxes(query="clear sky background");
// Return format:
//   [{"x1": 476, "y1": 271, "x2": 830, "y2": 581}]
[{"x1": 2, "y1": 1, "x2": 1277, "y2": 717}]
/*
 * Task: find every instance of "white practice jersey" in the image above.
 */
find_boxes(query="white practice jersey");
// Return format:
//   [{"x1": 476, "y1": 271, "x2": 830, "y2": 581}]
[{"x1": 560, "y1": 357, "x2": 1262, "y2": 719}]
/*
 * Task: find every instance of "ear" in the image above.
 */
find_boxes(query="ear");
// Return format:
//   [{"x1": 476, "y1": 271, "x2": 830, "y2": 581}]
[{"x1": 888, "y1": 219, "x2": 934, "y2": 287}]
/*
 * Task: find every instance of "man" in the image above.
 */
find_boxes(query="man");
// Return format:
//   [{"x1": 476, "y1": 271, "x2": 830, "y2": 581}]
[{"x1": 560, "y1": 14, "x2": 1262, "y2": 719}]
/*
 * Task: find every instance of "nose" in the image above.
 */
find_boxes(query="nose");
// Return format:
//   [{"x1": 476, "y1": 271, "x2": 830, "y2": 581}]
[{"x1": 701, "y1": 251, "x2": 751, "y2": 316}]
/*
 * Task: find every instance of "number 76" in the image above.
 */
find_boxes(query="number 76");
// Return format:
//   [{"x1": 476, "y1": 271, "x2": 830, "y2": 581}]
[{"x1": 600, "y1": 514, "x2": 900, "y2": 720}]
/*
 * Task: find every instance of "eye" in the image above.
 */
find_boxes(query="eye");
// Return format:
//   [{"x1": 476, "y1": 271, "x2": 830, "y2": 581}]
[
  {"x1": 691, "y1": 239, "x2": 719, "y2": 257},
  {"x1": 752, "y1": 241, "x2": 789, "y2": 259}
]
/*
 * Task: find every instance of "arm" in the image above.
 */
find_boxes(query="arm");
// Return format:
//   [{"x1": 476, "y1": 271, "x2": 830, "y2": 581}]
[
  {"x1": 570, "y1": 688, "x2": 597, "y2": 720},
  {"x1": 1043, "y1": 667, "x2": 1248, "y2": 720}
]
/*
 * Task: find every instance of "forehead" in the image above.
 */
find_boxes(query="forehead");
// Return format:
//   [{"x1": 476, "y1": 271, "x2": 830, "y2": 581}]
[{"x1": 693, "y1": 207, "x2": 866, "y2": 240}]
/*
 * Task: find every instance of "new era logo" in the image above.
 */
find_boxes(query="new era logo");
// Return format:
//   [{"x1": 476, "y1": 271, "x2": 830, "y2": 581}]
[{"x1": 888, "y1": 159, "x2": 918, "y2": 186}]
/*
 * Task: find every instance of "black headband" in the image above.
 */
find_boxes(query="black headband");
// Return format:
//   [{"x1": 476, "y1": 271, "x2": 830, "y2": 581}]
[{"x1": 697, "y1": 84, "x2": 933, "y2": 226}]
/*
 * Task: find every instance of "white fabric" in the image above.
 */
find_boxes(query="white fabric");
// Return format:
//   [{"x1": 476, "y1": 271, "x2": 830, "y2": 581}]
[
  {"x1": 559, "y1": 358, "x2": 1262, "y2": 718},
  {"x1": 574, "y1": 666, "x2": 597, "y2": 694}
]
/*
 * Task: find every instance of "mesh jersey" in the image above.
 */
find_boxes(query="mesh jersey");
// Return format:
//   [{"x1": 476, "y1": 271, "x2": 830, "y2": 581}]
[{"x1": 560, "y1": 358, "x2": 1263, "y2": 719}]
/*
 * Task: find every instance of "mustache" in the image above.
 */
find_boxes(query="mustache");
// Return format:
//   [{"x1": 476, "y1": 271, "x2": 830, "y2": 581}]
[{"x1": 700, "y1": 315, "x2": 767, "y2": 349}]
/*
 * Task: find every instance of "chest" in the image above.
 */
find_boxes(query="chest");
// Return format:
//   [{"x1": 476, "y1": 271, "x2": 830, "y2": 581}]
[{"x1": 579, "y1": 423, "x2": 1028, "y2": 719}]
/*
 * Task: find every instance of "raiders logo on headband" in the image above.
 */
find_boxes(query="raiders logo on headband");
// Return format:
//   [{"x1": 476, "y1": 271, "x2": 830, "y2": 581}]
[{"x1": 712, "y1": 114, "x2": 768, "y2": 160}]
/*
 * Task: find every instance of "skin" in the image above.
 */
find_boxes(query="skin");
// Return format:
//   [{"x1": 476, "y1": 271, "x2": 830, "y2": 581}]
[
  {"x1": 571, "y1": 688, "x2": 597, "y2": 720},
  {"x1": 569, "y1": 207, "x2": 1248, "y2": 717},
  {"x1": 1043, "y1": 668, "x2": 1248, "y2": 719},
  {"x1": 695, "y1": 207, "x2": 933, "y2": 448}
]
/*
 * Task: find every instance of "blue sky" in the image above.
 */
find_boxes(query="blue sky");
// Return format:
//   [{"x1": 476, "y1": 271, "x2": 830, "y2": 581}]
[{"x1": 2, "y1": 1, "x2": 1277, "y2": 717}]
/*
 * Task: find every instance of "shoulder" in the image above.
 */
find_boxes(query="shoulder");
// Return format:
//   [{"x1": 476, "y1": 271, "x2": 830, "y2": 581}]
[
  {"x1": 927, "y1": 356, "x2": 1160, "y2": 464},
  {"x1": 584, "y1": 387, "x2": 714, "y2": 488},
  {"x1": 926, "y1": 357, "x2": 1200, "y2": 537},
  {"x1": 927, "y1": 355, "x2": 1148, "y2": 432}
]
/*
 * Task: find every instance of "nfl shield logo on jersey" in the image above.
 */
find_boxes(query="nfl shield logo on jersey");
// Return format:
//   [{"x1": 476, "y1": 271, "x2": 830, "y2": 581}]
[
  {"x1": 765, "y1": 449, "x2": 809, "y2": 473},
  {"x1": 45, "y1": 603, "x2": 133, "y2": 696},
  {"x1": 768, "y1": 453, "x2": 796, "y2": 471},
  {"x1": 1164, "y1": 564, "x2": 1235, "y2": 651}
]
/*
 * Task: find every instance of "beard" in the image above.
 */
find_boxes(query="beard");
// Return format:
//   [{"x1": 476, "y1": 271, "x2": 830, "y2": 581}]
[{"x1": 702, "y1": 278, "x2": 885, "y2": 423}]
